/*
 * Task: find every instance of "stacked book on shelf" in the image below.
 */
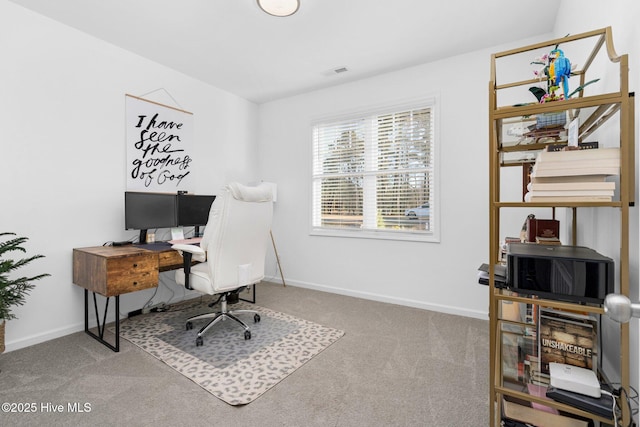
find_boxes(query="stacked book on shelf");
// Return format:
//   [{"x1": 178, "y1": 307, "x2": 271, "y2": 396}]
[{"x1": 524, "y1": 147, "x2": 619, "y2": 203}]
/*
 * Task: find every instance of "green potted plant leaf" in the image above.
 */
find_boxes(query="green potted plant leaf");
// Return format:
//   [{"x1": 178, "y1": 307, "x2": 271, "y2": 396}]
[{"x1": 0, "y1": 232, "x2": 49, "y2": 353}]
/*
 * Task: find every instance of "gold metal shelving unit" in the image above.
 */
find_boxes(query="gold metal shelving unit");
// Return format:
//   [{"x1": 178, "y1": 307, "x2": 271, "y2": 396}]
[{"x1": 488, "y1": 27, "x2": 634, "y2": 426}]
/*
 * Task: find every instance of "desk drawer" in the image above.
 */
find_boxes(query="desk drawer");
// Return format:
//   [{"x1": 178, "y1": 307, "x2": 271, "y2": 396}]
[
  {"x1": 106, "y1": 253, "x2": 158, "y2": 295},
  {"x1": 158, "y1": 249, "x2": 185, "y2": 271}
]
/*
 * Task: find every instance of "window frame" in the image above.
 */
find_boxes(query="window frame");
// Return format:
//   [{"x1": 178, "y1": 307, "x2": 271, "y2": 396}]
[{"x1": 310, "y1": 96, "x2": 440, "y2": 243}]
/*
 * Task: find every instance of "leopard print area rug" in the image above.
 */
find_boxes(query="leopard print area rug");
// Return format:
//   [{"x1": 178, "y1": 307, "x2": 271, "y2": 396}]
[{"x1": 118, "y1": 300, "x2": 345, "y2": 405}]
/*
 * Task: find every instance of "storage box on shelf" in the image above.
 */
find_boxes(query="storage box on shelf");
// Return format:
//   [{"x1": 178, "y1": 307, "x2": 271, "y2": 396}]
[{"x1": 488, "y1": 27, "x2": 634, "y2": 426}]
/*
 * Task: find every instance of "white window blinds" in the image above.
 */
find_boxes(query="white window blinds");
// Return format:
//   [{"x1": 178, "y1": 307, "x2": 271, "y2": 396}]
[{"x1": 312, "y1": 100, "x2": 436, "y2": 238}]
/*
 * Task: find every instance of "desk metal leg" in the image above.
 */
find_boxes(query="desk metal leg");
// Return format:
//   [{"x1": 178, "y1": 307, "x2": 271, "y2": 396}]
[{"x1": 84, "y1": 289, "x2": 120, "y2": 352}]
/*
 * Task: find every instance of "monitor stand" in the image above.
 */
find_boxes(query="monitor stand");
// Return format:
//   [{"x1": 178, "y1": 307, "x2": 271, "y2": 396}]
[{"x1": 139, "y1": 229, "x2": 148, "y2": 244}]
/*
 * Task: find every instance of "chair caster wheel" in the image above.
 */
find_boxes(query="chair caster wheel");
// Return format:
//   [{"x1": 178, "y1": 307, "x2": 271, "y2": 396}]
[
  {"x1": 196, "y1": 336, "x2": 203, "y2": 346},
  {"x1": 244, "y1": 330, "x2": 251, "y2": 340},
  {"x1": 254, "y1": 314, "x2": 261, "y2": 323},
  {"x1": 186, "y1": 321, "x2": 193, "y2": 330}
]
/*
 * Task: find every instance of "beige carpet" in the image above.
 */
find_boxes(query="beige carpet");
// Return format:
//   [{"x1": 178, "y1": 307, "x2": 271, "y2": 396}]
[
  {"x1": 117, "y1": 300, "x2": 345, "y2": 405},
  {"x1": 1, "y1": 283, "x2": 490, "y2": 426}
]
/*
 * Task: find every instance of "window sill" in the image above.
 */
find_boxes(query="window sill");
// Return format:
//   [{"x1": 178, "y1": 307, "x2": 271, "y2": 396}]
[{"x1": 310, "y1": 227, "x2": 440, "y2": 243}]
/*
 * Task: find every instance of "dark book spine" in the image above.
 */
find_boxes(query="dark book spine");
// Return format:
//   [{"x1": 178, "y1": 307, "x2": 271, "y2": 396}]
[{"x1": 546, "y1": 141, "x2": 599, "y2": 152}]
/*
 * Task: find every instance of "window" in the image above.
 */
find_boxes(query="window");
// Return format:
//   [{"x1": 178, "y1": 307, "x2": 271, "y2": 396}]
[{"x1": 312, "y1": 98, "x2": 438, "y2": 241}]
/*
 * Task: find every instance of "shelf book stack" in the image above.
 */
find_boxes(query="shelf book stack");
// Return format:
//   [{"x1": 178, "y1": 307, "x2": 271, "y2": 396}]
[{"x1": 524, "y1": 148, "x2": 619, "y2": 203}]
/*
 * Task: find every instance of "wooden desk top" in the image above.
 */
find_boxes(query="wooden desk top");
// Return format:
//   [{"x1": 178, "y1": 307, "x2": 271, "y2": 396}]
[{"x1": 73, "y1": 245, "x2": 148, "y2": 257}]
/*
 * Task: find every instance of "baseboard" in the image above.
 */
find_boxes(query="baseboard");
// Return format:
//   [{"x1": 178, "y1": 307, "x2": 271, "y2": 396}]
[
  {"x1": 4, "y1": 322, "x2": 85, "y2": 353},
  {"x1": 4, "y1": 290, "x2": 211, "y2": 353},
  {"x1": 5, "y1": 277, "x2": 485, "y2": 353},
  {"x1": 262, "y1": 276, "x2": 488, "y2": 320}
]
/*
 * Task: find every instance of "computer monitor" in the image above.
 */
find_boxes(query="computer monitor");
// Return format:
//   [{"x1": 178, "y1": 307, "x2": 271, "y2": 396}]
[
  {"x1": 125, "y1": 191, "x2": 178, "y2": 243},
  {"x1": 177, "y1": 194, "x2": 216, "y2": 235}
]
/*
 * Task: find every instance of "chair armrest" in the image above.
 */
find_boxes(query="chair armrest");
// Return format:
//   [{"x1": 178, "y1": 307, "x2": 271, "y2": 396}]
[
  {"x1": 171, "y1": 244, "x2": 206, "y2": 262},
  {"x1": 171, "y1": 244, "x2": 205, "y2": 290}
]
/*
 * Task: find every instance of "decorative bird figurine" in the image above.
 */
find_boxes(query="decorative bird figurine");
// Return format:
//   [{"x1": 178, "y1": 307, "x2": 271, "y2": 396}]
[{"x1": 550, "y1": 49, "x2": 571, "y2": 97}]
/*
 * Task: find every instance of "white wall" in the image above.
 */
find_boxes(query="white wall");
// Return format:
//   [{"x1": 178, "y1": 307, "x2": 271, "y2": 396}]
[
  {"x1": 257, "y1": 34, "x2": 560, "y2": 319},
  {"x1": 1, "y1": 1, "x2": 259, "y2": 351}
]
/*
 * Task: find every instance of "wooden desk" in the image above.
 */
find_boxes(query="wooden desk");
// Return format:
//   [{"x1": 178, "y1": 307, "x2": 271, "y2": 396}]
[{"x1": 73, "y1": 244, "x2": 185, "y2": 351}]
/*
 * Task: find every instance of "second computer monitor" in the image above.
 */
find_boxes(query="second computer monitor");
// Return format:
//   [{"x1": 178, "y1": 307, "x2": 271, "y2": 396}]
[{"x1": 177, "y1": 194, "x2": 216, "y2": 227}]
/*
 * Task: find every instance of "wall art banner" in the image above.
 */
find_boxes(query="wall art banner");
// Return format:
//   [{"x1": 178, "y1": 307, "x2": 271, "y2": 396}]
[{"x1": 125, "y1": 94, "x2": 194, "y2": 191}]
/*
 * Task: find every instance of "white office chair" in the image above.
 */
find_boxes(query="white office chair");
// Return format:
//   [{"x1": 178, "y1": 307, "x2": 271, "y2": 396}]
[{"x1": 172, "y1": 182, "x2": 273, "y2": 346}]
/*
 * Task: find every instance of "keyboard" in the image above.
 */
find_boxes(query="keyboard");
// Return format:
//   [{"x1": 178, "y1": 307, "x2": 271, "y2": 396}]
[{"x1": 168, "y1": 237, "x2": 202, "y2": 245}]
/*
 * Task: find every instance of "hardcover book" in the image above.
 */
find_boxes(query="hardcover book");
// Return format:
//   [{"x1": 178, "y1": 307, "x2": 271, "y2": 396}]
[
  {"x1": 530, "y1": 175, "x2": 609, "y2": 184},
  {"x1": 531, "y1": 147, "x2": 620, "y2": 179},
  {"x1": 546, "y1": 141, "x2": 599, "y2": 152},
  {"x1": 538, "y1": 308, "x2": 598, "y2": 375},
  {"x1": 537, "y1": 147, "x2": 620, "y2": 162},
  {"x1": 526, "y1": 217, "x2": 559, "y2": 243},
  {"x1": 526, "y1": 195, "x2": 613, "y2": 203},
  {"x1": 529, "y1": 181, "x2": 615, "y2": 191}
]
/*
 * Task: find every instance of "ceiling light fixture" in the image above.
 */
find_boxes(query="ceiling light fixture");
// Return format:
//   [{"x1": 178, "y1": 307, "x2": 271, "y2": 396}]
[{"x1": 257, "y1": 0, "x2": 300, "y2": 17}]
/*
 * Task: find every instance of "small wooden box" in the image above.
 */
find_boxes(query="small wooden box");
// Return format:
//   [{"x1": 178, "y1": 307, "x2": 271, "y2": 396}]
[{"x1": 526, "y1": 218, "x2": 560, "y2": 243}]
